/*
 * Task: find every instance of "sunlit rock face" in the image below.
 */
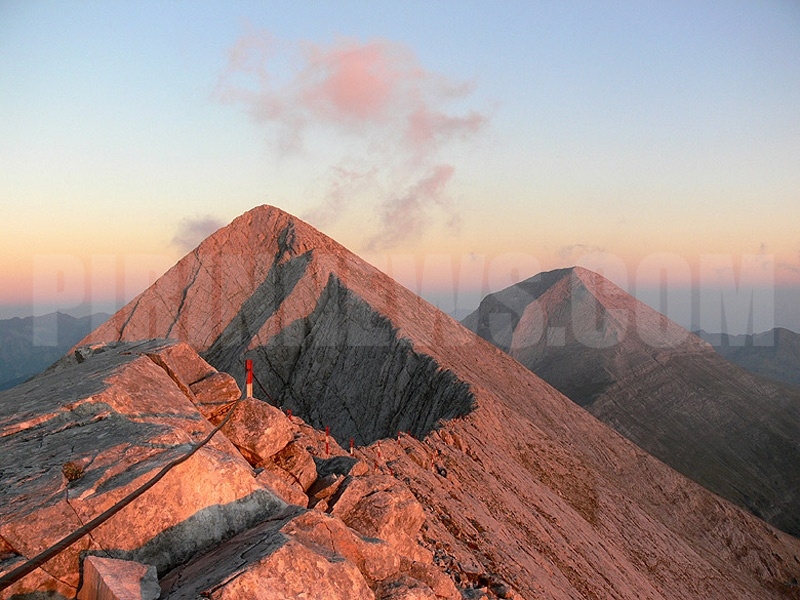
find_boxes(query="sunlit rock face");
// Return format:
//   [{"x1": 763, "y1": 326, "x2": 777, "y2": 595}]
[
  {"x1": 0, "y1": 340, "x2": 284, "y2": 598},
  {"x1": 463, "y1": 266, "x2": 800, "y2": 537},
  {"x1": 6, "y1": 205, "x2": 797, "y2": 599}
]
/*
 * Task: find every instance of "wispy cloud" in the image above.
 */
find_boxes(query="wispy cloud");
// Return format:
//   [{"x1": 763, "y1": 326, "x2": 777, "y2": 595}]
[
  {"x1": 216, "y1": 29, "x2": 488, "y2": 247},
  {"x1": 171, "y1": 216, "x2": 225, "y2": 252},
  {"x1": 366, "y1": 164, "x2": 457, "y2": 251}
]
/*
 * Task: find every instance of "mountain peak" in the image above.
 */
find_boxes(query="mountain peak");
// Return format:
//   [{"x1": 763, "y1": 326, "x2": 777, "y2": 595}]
[
  {"x1": 465, "y1": 265, "x2": 708, "y2": 358},
  {"x1": 83, "y1": 205, "x2": 480, "y2": 446},
  {"x1": 463, "y1": 265, "x2": 800, "y2": 536}
]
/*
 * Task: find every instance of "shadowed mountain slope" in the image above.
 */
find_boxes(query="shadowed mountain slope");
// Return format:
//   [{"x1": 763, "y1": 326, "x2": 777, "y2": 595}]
[
  {"x1": 71, "y1": 205, "x2": 800, "y2": 598},
  {"x1": 696, "y1": 328, "x2": 800, "y2": 388},
  {"x1": 463, "y1": 266, "x2": 800, "y2": 536}
]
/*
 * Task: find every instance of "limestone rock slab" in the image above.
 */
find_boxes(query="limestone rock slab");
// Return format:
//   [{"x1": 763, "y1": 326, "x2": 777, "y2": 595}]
[
  {"x1": 77, "y1": 556, "x2": 159, "y2": 600},
  {"x1": 160, "y1": 508, "x2": 376, "y2": 600},
  {"x1": 189, "y1": 371, "x2": 241, "y2": 418}
]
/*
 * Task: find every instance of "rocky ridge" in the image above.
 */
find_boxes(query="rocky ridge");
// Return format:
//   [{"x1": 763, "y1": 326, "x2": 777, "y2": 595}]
[
  {"x1": 463, "y1": 266, "x2": 800, "y2": 536},
  {"x1": 1, "y1": 340, "x2": 460, "y2": 599},
  {"x1": 4, "y1": 204, "x2": 799, "y2": 598}
]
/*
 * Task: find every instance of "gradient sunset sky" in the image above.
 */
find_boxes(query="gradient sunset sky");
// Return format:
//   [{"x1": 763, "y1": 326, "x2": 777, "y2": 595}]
[{"x1": 1, "y1": 1, "x2": 798, "y2": 333}]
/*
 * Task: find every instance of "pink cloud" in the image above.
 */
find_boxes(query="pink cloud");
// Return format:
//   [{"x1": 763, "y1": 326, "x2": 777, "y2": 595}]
[
  {"x1": 302, "y1": 41, "x2": 402, "y2": 122},
  {"x1": 407, "y1": 107, "x2": 487, "y2": 157},
  {"x1": 367, "y1": 164, "x2": 457, "y2": 251},
  {"x1": 217, "y1": 31, "x2": 488, "y2": 247}
]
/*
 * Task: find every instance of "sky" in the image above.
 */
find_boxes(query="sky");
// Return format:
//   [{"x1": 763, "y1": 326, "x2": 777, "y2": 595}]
[{"x1": 1, "y1": 0, "x2": 798, "y2": 334}]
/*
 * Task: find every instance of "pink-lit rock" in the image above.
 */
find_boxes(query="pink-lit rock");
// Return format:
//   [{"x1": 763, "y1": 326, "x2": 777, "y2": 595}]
[
  {"x1": 77, "y1": 556, "x2": 159, "y2": 600},
  {"x1": 269, "y1": 440, "x2": 318, "y2": 491},
  {"x1": 220, "y1": 398, "x2": 294, "y2": 464}
]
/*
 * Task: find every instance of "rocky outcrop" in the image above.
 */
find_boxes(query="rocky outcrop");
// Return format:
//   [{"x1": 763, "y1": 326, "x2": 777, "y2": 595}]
[
  {"x1": 0, "y1": 340, "x2": 284, "y2": 598},
  {"x1": 0, "y1": 339, "x2": 459, "y2": 600},
  {"x1": 464, "y1": 266, "x2": 800, "y2": 537}
]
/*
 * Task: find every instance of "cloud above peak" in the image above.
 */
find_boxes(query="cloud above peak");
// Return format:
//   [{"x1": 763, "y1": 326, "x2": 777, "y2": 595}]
[
  {"x1": 171, "y1": 216, "x2": 225, "y2": 253},
  {"x1": 216, "y1": 30, "x2": 488, "y2": 247}
]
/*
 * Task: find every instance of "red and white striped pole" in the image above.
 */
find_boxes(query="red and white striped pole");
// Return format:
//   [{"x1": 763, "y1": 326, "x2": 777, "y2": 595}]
[
  {"x1": 325, "y1": 426, "x2": 330, "y2": 458},
  {"x1": 245, "y1": 359, "x2": 253, "y2": 398},
  {"x1": 349, "y1": 438, "x2": 354, "y2": 457}
]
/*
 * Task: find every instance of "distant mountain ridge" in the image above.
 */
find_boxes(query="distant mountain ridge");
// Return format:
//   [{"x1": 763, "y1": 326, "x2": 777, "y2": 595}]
[
  {"x1": 696, "y1": 328, "x2": 800, "y2": 388},
  {"x1": 0, "y1": 312, "x2": 109, "y2": 391},
  {"x1": 463, "y1": 266, "x2": 800, "y2": 536}
]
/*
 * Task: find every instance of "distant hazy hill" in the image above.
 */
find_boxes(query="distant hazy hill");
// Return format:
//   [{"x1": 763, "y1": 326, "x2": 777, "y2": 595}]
[
  {"x1": 696, "y1": 328, "x2": 800, "y2": 388},
  {"x1": 0, "y1": 312, "x2": 109, "y2": 391},
  {"x1": 463, "y1": 267, "x2": 800, "y2": 536}
]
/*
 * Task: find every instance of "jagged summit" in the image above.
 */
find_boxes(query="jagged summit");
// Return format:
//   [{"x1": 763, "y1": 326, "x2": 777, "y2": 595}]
[{"x1": 464, "y1": 266, "x2": 800, "y2": 536}]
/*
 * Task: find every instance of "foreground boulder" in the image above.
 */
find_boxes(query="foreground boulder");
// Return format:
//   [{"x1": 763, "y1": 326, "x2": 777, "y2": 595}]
[
  {"x1": 219, "y1": 398, "x2": 294, "y2": 464},
  {"x1": 330, "y1": 475, "x2": 429, "y2": 563},
  {"x1": 0, "y1": 340, "x2": 284, "y2": 599},
  {"x1": 161, "y1": 508, "x2": 380, "y2": 599},
  {"x1": 77, "y1": 556, "x2": 159, "y2": 600}
]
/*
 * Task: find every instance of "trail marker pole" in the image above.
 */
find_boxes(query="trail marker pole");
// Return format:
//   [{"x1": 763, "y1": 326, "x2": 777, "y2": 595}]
[
  {"x1": 349, "y1": 438, "x2": 354, "y2": 456},
  {"x1": 245, "y1": 359, "x2": 253, "y2": 398},
  {"x1": 325, "y1": 426, "x2": 330, "y2": 457}
]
